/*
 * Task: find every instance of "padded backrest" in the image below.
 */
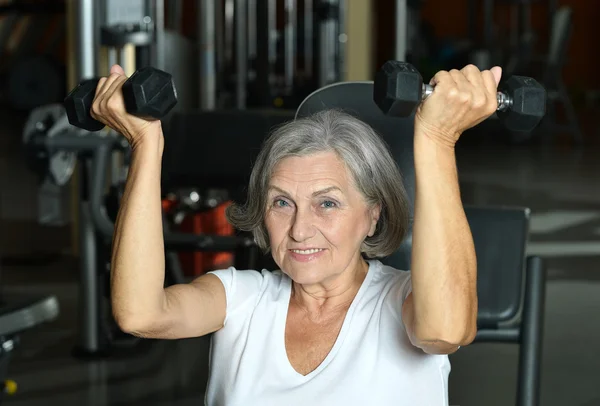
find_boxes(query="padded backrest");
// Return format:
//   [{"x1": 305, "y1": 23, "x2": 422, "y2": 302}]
[
  {"x1": 296, "y1": 82, "x2": 529, "y2": 325},
  {"x1": 464, "y1": 205, "x2": 529, "y2": 325}
]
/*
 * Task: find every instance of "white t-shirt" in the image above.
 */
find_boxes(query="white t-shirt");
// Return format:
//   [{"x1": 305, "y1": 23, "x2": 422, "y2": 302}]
[{"x1": 206, "y1": 259, "x2": 450, "y2": 406}]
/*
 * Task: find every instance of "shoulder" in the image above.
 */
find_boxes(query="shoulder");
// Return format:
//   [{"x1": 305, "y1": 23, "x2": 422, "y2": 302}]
[
  {"x1": 365, "y1": 260, "x2": 413, "y2": 323},
  {"x1": 207, "y1": 267, "x2": 290, "y2": 322},
  {"x1": 368, "y1": 260, "x2": 412, "y2": 299},
  {"x1": 208, "y1": 266, "x2": 288, "y2": 295}
]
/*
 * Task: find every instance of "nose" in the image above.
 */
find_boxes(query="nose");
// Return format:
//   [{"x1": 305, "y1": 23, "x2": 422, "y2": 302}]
[{"x1": 289, "y1": 207, "x2": 316, "y2": 242}]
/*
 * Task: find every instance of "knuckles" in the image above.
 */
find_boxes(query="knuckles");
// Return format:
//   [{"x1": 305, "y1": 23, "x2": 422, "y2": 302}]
[
  {"x1": 462, "y1": 64, "x2": 480, "y2": 74},
  {"x1": 90, "y1": 100, "x2": 101, "y2": 118},
  {"x1": 106, "y1": 95, "x2": 121, "y2": 111},
  {"x1": 471, "y1": 97, "x2": 487, "y2": 110},
  {"x1": 457, "y1": 92, "x2": 471, "y2": 104}
]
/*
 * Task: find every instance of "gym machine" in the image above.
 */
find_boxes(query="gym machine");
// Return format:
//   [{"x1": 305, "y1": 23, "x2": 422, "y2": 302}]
[
  {"x1": 0, "y1": 288, "x2": 59, "y2": 404},
  {"x1": 48, "y1": 0, "x2": 248, "y2": 357},
  {"x1": 23, "y1": 64, "x2": 255, "y2": 356},
  {"x1": 204, "y1": 0, "x2": 347, "y2": 110}
]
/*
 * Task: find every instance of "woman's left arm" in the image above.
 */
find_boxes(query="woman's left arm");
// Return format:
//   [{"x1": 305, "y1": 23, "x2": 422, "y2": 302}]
[
  {"x1": 401, "y1": 65, "x2": 502, "y2": 355},
  {"x1": 402, "y1": 129, "x2": 477, "y2": 355}
]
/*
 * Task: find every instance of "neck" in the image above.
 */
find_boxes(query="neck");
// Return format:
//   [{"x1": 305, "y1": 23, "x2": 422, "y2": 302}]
[{"x1": 291, "y1": 257, "x2": 369, "y2": 318}]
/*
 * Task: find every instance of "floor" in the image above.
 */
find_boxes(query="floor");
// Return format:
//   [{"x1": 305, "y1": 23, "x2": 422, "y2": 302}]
[{"x1": 1, "y1": 107, "x2": 599, "y2": 406}]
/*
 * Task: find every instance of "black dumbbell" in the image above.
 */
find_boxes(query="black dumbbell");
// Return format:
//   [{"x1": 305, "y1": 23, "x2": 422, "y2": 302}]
[
  {"x1": 373, "y1": 60, "x2": 546, "y2": 132},
  {"x1": 64, "y1": 67, "x2": 178, "y2": 132}
]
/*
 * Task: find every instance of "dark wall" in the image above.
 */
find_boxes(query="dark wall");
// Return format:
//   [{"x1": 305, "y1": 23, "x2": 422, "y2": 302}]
[{"x1": 375, "y1": 0, "x2": 599, "y2": 90}]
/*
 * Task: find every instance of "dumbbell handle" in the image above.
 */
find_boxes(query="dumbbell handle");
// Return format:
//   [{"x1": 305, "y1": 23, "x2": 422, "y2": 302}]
[{"x1": 422, "y1": 84, "x2": 512, "y2": 112}]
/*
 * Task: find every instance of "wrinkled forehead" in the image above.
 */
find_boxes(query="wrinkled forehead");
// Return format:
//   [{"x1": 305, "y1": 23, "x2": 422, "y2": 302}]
[{"x1": 268, "y1": 152, "x2": 353, "y2": 191}]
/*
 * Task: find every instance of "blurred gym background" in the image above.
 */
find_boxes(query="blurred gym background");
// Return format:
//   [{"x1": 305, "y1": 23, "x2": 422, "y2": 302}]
[{"x1": 0, "y1": 0, "x2": 599, "y2": 405}]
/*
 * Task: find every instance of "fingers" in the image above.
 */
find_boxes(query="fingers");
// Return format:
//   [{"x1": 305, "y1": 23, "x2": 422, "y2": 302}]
[
  {"x1": 101, "y1": 75, "x2": 128, "y2": 113},
  {"x1": 461, "y1": 65, "x2": 490, "y2": 109},
  {"x1": 490, "y1": 66, "x2": 502, "y2": 86},
  {"x1": 91, "y1": 71, "x2": 128, "y2": 123},
  {"x1": 429, "y1": 65, "x2": 501, "y2": 110},
  {"x1": 449, "y1": 69, "x2": 472, "y2": 105},
  {"x1": 96, "y1": 72, "x2": 122, "y2": 99},
  {"x1": 110, "y1": 64, "x2": 126, "y2": 76},
  {"x1": 461, "y1": 64, "x2": 484, "y2": 88},
  {"x1": 93, "y1": 65, "x2": 127, "y2": 102},
  {"x1": 481, "y1": 70, "x2": 498, "y2": 99},
  {"x1": 429, "y1": 70, "x2": 453, "y2": 87}
]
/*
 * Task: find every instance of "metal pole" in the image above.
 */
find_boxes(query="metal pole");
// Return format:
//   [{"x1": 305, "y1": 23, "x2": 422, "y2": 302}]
[
  {"x1": 268, "y1": 0, "x2": 276, "y2": 67},
  {"x1": 199, "y1": 0, "x2": 217, "y2": 110},
  {"x1": 395, "y1": 0, "x2": 407, "y2": 62},
  {"x1": 225, "y1": 0, "x2": 234, "y2": 65},
  {"x1": 75, "y1": 0, "x2": 98, "y2": 355},
  {"x1": 517, "y1": 256, "x2": 546, "y2": 406},
  {"x1": 154, "y1": 0, "x2": 165, "y2": 70},
  {"x1": 76, "y1": 0, "x2": 96, "y2": 80},
  {"x1": 304, "y1": 0, "x2": 313, "y2": 77},
  {"x1": 79, "y1": 161, "x2": 99, "y2": 354},
  {"x1": 234, "y1": 0, "x2": 247, "y2": 108},
  {"x1": 337, "y1": 0, "x2": 346, "y2": 82},
  {"x1": 318, "y1": 0, "x2": 337, "y2": 86},
  {"x1": 284, "y1": 0, "x2": 296, "y2": 91},
  {"x1": 215, "y1": 0, "x2": 224, "y2": 76}
]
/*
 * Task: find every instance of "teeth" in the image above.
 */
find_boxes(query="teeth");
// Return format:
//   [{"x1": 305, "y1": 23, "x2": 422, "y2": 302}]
[{"x1": 292, "y1": 249, "x2": 323, "y2": 255}]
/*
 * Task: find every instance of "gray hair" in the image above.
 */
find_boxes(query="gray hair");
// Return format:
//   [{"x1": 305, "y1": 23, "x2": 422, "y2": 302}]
[{"x1": 226, "y1": 109, "x2": 410, "y2": 258}]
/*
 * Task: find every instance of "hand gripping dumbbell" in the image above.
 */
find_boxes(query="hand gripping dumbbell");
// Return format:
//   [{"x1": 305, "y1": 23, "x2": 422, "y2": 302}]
[
  {"x1": 64, "y1": 67, "x2": 178, "y2": 132},
  {"x1": 373, "y1": 61, "x2": 546, "y2": 132}
]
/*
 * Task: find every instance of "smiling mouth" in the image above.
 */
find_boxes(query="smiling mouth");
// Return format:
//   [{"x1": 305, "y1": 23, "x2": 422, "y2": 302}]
[{"x1": 289, "y1": 248, "x2": 325, "y2": 255}]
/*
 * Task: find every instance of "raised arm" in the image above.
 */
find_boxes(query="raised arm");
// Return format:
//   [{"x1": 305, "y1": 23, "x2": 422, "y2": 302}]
[
  {"x1": 91, "y1": 65, "x2": 226, "y2": 339},
  {"x1": 402, "y1": 65, "x2": 503, "y2": 354}
]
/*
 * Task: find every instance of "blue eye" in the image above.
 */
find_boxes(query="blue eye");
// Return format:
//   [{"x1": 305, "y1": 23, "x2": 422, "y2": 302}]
[
  {"x1": 321, "y1": 200, "x2": 337, "y2": 208},
  {"x1": 274, "y1": 199, "x2": 289, "y2": 207}
]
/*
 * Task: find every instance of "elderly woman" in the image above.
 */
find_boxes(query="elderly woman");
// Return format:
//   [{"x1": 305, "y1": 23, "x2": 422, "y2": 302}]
[{"x1": 95, "y1": 64, "x2": 502, "y2": 405}]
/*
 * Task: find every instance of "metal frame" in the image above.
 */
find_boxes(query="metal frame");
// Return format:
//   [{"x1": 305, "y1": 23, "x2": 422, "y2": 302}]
[{"x1": 474, "y1": 256, "x2": 546, "y2": 406}]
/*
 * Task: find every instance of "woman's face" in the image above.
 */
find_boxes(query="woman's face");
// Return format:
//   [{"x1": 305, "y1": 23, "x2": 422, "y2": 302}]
[{"x1": 264, "y1": 151, "x2": 380, "y2": 286}]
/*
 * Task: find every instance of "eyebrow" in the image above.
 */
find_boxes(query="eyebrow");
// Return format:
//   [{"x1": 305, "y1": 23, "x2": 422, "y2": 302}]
[{"x1": 268, "y1": 185, "x2": 343, "y2": 197}]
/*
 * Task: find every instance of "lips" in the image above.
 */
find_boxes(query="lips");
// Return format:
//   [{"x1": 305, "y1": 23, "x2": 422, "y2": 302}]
[{"x1": 288, "y1": 247, "x2": 327, "y2": 263}]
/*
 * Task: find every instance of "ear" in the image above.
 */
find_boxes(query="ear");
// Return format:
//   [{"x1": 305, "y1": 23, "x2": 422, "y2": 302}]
[{"x1": 367, "y1": 204, "x2": 381, "y2": 237}]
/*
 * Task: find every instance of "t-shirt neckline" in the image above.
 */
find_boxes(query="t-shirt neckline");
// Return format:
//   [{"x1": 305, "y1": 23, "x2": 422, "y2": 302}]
[{"x1": 278, "y1": 259, "x2": 379, "y2": 381}]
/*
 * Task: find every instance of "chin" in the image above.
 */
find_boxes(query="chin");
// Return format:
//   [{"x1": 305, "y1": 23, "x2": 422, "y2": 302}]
[
  {"x1": 281, "y1": 255, "x2": 333, "y2": 284},
  {"x1": 285, "y1": 269, "x2": 325, "y2": 286}
]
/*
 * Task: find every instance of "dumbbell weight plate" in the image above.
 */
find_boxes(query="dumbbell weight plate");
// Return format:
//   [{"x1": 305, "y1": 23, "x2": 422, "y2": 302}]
[
  {"x1": 497, "y1": 76, "x2": 546, "y2": 132},
  {"x1": 64, "y1": 79, "x2": 105, "y2": 132},
  {"x1": 373, "y1": 60, "x2": 423, "y2": 117},
  {"x1": 23, "y1": 104, "x2": 77, "y2": 186}
]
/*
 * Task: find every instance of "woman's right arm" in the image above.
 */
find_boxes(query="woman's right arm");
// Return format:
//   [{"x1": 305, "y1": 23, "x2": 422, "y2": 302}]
[
  {"x1": 110, "y1": 131, "x2": 226, "y2": 339},
  {"x1": 92, "y1": 65, "x2": 226, "y2": 339}
]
